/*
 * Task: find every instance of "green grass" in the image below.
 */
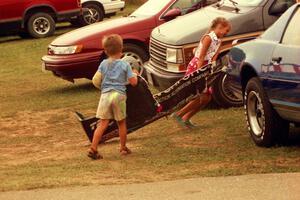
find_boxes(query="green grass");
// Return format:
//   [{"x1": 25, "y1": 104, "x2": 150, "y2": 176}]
[
  {"x1": 1, "y1": 107, "x2": 300, "y2": 191},
  {"x1": 0, "y1": 4, "x2": 140, "y2": 118},
  {"x1": 1, "y1": 3, "x2": 300, "y2": 192},
  {"x1": 0, "y1": 34, "x2": 98, "y2": 118}
]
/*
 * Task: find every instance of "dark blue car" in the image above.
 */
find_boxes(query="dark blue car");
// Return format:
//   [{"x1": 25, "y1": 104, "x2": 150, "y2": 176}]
[{"x1": 227, "y1": 3, "x2": 300, "y2": 147}]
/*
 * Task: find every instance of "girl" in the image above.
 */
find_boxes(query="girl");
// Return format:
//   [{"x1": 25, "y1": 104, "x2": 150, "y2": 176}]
[{"x1": 173, "y1": 17, "x2": 231, "y2": 128}]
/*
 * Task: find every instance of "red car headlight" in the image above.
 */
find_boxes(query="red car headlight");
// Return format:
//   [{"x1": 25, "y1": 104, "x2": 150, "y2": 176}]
[{"x1": 48, "y1": 45, "x2": 83, "y2": 55}]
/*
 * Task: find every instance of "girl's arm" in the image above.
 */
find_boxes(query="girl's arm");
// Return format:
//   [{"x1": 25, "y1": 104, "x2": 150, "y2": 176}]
[
  {"x1": 211, "y1": 43, "x2": 222, "y2": 62},
  {"x1": 197, "y1": 35, "x2": 212, "y2": 68}
]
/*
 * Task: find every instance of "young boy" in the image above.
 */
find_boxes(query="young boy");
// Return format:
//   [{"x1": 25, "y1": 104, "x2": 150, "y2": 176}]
[{"x1": 88, "y1": 34, "x2": 138, "y2": 160}]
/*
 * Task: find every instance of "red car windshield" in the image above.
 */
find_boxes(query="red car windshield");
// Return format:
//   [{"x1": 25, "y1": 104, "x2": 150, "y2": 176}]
[{"x1": 130, "y1": 0, "x2": 170, "y2": 17}]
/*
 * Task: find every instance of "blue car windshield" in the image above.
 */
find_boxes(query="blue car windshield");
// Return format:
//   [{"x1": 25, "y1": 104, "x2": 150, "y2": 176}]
[
  {"x1": 224, "y1": 0, "x2": 264, "y2": 6},
  {"x1": 130, "y1": 0, "x2": 170, "y2": 17}
]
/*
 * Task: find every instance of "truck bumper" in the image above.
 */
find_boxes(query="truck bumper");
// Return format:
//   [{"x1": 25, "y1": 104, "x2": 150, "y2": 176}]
[
  {"x1": 144, "y1": 62, "x2": 184, "y2": 91},
  {"x1": 41, "y1": 51, "x2": 104, "y2": 81}
]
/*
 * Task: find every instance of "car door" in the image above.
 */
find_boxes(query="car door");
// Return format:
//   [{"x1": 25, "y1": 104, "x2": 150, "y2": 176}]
[
  {"x1": 266, "y1": 6, "x2": 300, "y2": 121},
  {"x1": 0, "y1": 0, "x2": 25, "y2": 33}
]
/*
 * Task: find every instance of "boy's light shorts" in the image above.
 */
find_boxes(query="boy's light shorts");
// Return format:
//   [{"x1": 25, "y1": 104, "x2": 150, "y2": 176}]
[{"x1": 96, "y1": 90, "x2": 127, "y2": 121}]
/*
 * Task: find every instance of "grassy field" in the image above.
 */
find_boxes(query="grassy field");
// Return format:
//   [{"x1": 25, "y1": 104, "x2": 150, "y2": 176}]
[{"x1": 1, "y1": 3, "x2": 300, "y2": 192}]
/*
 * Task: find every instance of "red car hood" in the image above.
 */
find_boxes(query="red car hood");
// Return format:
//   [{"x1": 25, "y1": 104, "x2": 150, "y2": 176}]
[{"x1": 51, "y1": 16, "x2": 155, "y2": 46}]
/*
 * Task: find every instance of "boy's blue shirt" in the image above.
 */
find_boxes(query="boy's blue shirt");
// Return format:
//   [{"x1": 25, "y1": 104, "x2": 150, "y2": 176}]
[{"x1": 98, "y1": 59, "x2": 134, "y2": 95}]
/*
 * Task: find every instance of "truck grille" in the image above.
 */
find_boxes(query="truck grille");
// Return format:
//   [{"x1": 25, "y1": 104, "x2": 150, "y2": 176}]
[{"x1": 149, "y1": 38, "x2": 167, "y2": 69}]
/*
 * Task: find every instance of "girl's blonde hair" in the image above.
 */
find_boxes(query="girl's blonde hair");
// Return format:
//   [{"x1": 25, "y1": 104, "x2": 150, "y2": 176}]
[{"x1": 210, "y1": 17, "x2": 231, "y2": 30}]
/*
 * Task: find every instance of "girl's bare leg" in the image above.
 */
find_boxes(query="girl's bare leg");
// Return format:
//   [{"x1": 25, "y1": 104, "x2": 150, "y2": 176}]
[
  {"x1": 182, "y1": 94, "x2": 212, "y2": 121},
  {"x1": 182, "y1": 105, "x2": 203, "y2": 121},
  {"x1": 176, "y1": 97, "x2": 202, "y2": 118},
  {"x1": 117, "y1": 119, "x2": 127, "y2": 150},
  {"x1": 91, "y1": 119, "x2": 110, "y2": 151}
]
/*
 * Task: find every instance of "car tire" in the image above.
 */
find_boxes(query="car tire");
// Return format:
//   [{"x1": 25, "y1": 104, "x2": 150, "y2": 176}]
[
  {"x1": 27, "y1": 13, "x2": 55, "y2": 38},
  {"x1": 244, "y1": 77, "x2": 289, "y2": 147},
  {"x1": 80, "y1": 4, "x2": 104, "y2": 26},
  {"x1": 122, "y1": 43, "x2": 149, "y2": 77},
  {"x1": 18, "y1": 31, "x2": 30, "y2": 39},
  {"x1": 212, "y1": 72, "x2": 243, "y2": 108}
]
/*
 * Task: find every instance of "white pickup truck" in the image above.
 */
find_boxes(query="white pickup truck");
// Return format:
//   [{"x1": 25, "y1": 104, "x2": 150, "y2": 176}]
[{"x1": 79, "y1": 0, "x2": 125, "y2": 25}]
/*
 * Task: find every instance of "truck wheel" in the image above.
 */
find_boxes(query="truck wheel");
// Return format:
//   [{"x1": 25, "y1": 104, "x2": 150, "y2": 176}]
[
  {"x1": 245, "y1": 77, "x2": 289, "y2": 147},
  {"x1": 80, "y1": 4, "x2": 104, "y2": 26},
  {"x1": 18, "y1": 31, "x2": 30, "y2": 39},
  {"x1": 27, "y1": 13, "x2": 55, "y2": 38},
  {"x1": 212, "y1": 55, "x2": 243, "y2": 108},
  {"x1": 212, "y1": 72, "x2": 243, "y2": 108},
  {"x1": 122, "y1": 43, "x2": 149, "y2": 77}
]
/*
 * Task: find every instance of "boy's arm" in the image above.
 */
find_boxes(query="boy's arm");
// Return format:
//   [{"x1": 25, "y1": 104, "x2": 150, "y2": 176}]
[
  {"x1": 128, "y1": 76, "x2": 138, "y2": 86},
  {"x1": 92, "y1": 71, "x2": 102, "y2": 89},
  {"x1": 126, "y1": 63, "x2": 138, "y2": 86}
]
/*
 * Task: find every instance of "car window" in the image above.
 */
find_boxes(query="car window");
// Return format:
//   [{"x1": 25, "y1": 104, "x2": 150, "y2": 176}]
[
  {"x1": 171, "y1": 0, "x2": 198, "y2": 10},
  {"x1": 223, "y1": 0, "x2": 264, "y2": 6},
  {"x1": 269, "y1": 0, "x2": 296, "y2": 15},
  {"x1": 274, "y1": 0, "x2": 296, "y2": 8},
  {"x1": 169, "y1": 0, "x2": 217, "y2": 15},
  {"x1": 282, "y1": 7, "x2": 300, "y2": 45}
]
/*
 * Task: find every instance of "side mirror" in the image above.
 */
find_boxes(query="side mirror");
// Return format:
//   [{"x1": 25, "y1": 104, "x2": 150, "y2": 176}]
[
  {"x1": 269, "y1": 2, "x2": 288, "y2": 16},
  {"x1": 162, "y1": 8, "x2": 182, "y2": 21}
]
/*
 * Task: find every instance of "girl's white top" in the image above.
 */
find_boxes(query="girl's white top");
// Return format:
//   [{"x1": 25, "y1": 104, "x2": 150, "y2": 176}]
[{"x1": 194, "y1": 31, "x2": 221, "y2": 63}]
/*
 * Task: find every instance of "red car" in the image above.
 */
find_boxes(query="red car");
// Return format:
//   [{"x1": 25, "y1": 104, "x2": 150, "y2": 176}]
[
  {"x1": 42, "y1": 0, "x2": 217, "y2": 82},
  {"x1": 0, "y1": 0, "x2": 81, "y2": 38}
]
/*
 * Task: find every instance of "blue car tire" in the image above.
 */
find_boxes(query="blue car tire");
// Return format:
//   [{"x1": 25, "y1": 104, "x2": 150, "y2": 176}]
[{"x1": 244, "y1": 77, "x2": 289, "y2": 147}]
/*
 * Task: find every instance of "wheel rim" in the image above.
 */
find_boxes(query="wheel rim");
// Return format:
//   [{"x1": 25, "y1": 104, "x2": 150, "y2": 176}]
[
  {"x1": 33, "y1": 17, "x2": 50, "y2": 35},
  {"x1": 221, "y1": 74, "x2": 243, "y2": 103},
  {"x1": 83, "y1": 8, "x2": 100, "y2": 24},
  {"x1": 247, "y1": 91, "x2": 265, "y2": 137},
  {"x1": 122, "y1": 52, "x2": 144, "y2": 74}
]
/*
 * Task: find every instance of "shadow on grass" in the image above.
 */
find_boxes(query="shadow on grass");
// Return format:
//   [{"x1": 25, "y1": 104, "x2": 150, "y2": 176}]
[
  {"x1": 44, "y1": 82, "x2": 96, "y2": 95},
  {"x1": 286, "y1": 127, "x2": 300, "y2": 147},
  {"x1": 0, "y1": 25, "x2": 75, "y2": 44}
]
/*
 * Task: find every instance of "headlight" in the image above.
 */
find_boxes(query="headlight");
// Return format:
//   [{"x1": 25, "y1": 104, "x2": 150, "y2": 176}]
[
  {"x1": 166, "y1": 48, "x2": 183, "y2": 64},
  {"x1": 167, "y1": 63, "x2": 181, "y2": 72},
  {"x1": 48, "y1": 45, "x2": 83, "y2": 55}
]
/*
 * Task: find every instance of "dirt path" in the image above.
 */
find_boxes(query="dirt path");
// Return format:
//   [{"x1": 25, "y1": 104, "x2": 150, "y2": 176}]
[{"x1": 1, "y1": 173, "x2": 300, "y2": 200}]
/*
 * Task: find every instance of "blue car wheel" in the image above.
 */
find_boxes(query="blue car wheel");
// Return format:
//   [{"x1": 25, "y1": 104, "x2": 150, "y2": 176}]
[{"x1": 244, "y1": 77, "x2": 289, "y2": 147}]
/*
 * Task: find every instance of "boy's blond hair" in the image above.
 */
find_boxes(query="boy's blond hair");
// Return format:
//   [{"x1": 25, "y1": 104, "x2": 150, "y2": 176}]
[{"x1": 102, "y1": 34, "x2": 123, "y2": 56}]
